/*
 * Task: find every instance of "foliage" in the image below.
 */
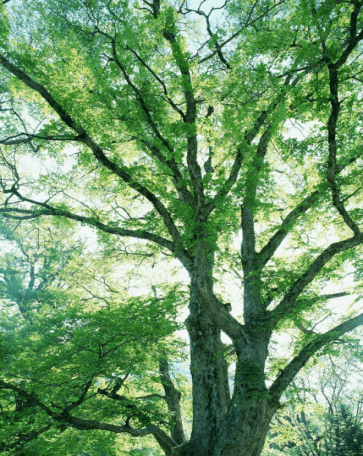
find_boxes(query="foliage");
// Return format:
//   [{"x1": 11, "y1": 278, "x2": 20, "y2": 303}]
[
  {"x1": 0, "y1": 0, "x2": 363, "y2": 455},
  {"x1": 0, "y1": 220, "x2": 185, "y2": 455},
  {"x1": 265, "y1": 347, "x2": 363, "y2": 456}
]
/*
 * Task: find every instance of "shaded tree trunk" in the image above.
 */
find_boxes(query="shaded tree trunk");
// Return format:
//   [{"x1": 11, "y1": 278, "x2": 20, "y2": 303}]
[
  {"x1": 178, "y1": 273, "x2": 277, "y2": 456},
  {"x1": 184, "y1": 278, "x2": 231, "y2": 455}
]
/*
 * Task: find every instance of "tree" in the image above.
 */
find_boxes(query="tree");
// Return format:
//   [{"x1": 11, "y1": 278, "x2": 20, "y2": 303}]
[
  {"x1": 265, "y1": 345, "x2": 363, "y2": 456},
  {"x1": 268, "y1": 403, "x2": 363, "y2": 456},
  {"x1": 0, "y1": 219, "x2": 185, "y2": 456},
  {"x1": 0, "y1": 0, "x2": 363, "y2": 454}
]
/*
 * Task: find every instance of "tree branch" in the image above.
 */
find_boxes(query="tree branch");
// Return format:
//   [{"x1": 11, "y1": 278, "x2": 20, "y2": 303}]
[
  {"x1": 64, "y1": 378, "x2": 94, "y2": 413},
  {"x1": 159, "y1": 357, "x2": 186, "y2": 445},
  {"x1": 0, "y1": 55, "x2": 185, "y2": 250},
  {"x1": 258, "y1": 139, "x2": 363, "y2": 269},
  {"x1": 105, "y1": 35, "x2": 174, "y2": 154},
  {"x1": 293, "y1": 291, "x2": 349, "y2": 311},
  {"x1": 196, "y1": 275, "x2": 249, "y2": 342},
  {"x1": 0, "y1": 132, "x2": 80, "y2": 145},
  {"x1": 162, "y1": 14, "x2": 205, "y2": 211},
  {"x1": 198, "y1": 0, "x2": 285, "y2": 65},
  {"x1": 0, "y1": 379, "x2": 177, "y2": 452},
  {"x1": 0, "y1": 55, "x2": 196, "y2": 266},
  {"x1": 0, "y1": 424, "x2": 53, "y2": 453},
  {"x1": 258, "y1": 191, "x2": 320, "y2": 267},
  {"x1": 126, "y1": 45, "x2": 187, "y2": 121},
  {"x1": 209, "y1": 72, "x2": 300, "y2": 214},
  {"x1": 0, "y1": 380, "x2": 55, "y2": 416},
  {"x1": 138, "y1": 138, "x2": 195, "y2": 209},
  {"x1": 0, "y1": 203, "x2": 176, "y2": 256},
  {"x1": 188, "y1": 6, "x2": 231, "y2": 69},
  {"x1": 332, "y1": 2, "x2": 363, "y2": 69},
  {"x1": 326, "y1": 63, "x2": 361, "y2": 236},
  {"x1": 269, "y1": 234, "x2": 363, "y2": 327},
  {"x1": 269, "y1": 312, "x2": 363, "y2": 400}
]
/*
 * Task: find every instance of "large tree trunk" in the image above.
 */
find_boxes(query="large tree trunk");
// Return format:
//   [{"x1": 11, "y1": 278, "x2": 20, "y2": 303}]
[
  {"x1": 179, "y1": 273, "x2": 276, "y2": 456},
  {"x1": 174, "y1": 399, "x2": 275, "y2": 456},
  {"x1": 207, "y1": 336, "x2": 276, "y2": 456},
  {"x1": 184, "y1": 278, "x2": 231, "y2": 454},
  {"x1": 211, "y1": 404, "x2": 274, "y2": 456}
]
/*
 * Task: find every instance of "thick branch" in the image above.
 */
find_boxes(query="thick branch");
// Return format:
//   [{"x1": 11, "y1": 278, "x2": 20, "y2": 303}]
[
  {"x1": 0, "y1": 380, "x2": 177, "y2": 452},
  {"x1": 81, "y1": 27, "x2": 195, "y2": 212},
  {"x1": 207, "y1": 110, "x2": 270, "y2": 214},
  {"x1": 293, "y1": 291, "x2": 349, "y2": 311},
  {"x1": 196, "y1": 275, "x2": 249, "y2": 342},
  {"x1": 208, "y1": 147, "x2": 243, "y2": 212},
  {"x1": 0, "y1": 55, "x2": 183, "y2": 247},
  {"x1": 258, "y1": 143, "x2": 363, "y2": 269},
  {"x1": 269, "y1": 312, "x2": 363, "y2": 400},
  {"x1": 162, "y1": 15, "x2": 205, "y2": 210},
  {"x1": 327, "y1": 64, "x2": 361, "y2": 236},
  {"x1": 0, "y1": 380, "x2": 55, "y2": 416},
  {"x1": 323, "y1": 1, "x2": 363, "y2": 239},
  {"x1": 258, "y1": 191, "x2": 320, "y2": 267},
  {"x1": 0, "y1": 202, "x2": 191, "y2": 262},
  {"x1": 0, "y1": 132, "x2": 80, "y2": 145},
  {"x1": 241, "y1": 127, "x2": 273, "y2": 320},
  {"x1": 126, "y1": 44, "x2": 186, "y2": 120},
  {"x1": 139, "y1": 139, "x2": 195, "y2": 208},
  {"x1": 209, "y1": 73, "x2": 299, "y2": 214},
  {"x1": 58, "y1": 414, "x2": 177, "y2": 447},
  {"x1": 269, "y1": 234, "x2": 363, "y2": 327},
  {"x1": 0, "y1": 207, "x2": 173, "y2": 250},
  {"x1": 332, "y1": 2, "x2": 363, "y2": 70},
  {"x1": 159, "y1": 357, "x2": 186, "y2": 445},
  {"x1": 242, "y1": 128, "x2": 272, "y2": 256},
  {"x1": 65, "y1": 378, "x2": 94, "y2": 413},
  {"x1": 107, "y1": 37, "x2": 173, "y2": 154},
  {"x1": 96, "y1": 26, "x2": 191, "y2": 213},
  {"x1": 0, "y1": 424, "x2": 53, "y2": 453}
]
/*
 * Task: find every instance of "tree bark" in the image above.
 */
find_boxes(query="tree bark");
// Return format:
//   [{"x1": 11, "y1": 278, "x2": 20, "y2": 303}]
[
  {"x1": 180, "y1": 271, "x2": 276, "y2": 456},
  {"x1": 174, "y1": 399, "x2": 275, "y2": 456},
  {"x1": 184, "y1": 278, "x2": 230, "y2": 454}
]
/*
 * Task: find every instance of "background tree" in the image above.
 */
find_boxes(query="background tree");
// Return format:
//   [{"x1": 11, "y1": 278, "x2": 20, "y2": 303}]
[
  {"x1": 0, "y1": 219, "x2": 186, "y2": 456},
  {"x1": 265, "y1": 346, "x2": 363, "y2": 456},
  {"x1": 0, "y1": 0, "x2": 363, "y2": 455}
]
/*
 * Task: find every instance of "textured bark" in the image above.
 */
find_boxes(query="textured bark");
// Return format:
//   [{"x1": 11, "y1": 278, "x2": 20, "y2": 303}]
[
  {"x1": 159, "y1": 358, "x2": 186, "y2": 445},
  {"x1": 175, "y1": 398, "x2": 276, "y2": 456},
  {"x1": 211, "y1": 403, "x2": 275, "y2": 456},
  {"x1": 184, "y1": 278, "x2": 231, "y2": 455},
  {"x1": 179, "y1": 266, "x2": 275, "y2": 456}
]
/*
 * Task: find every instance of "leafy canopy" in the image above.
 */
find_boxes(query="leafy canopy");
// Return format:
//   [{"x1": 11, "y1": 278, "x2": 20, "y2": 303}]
[{"x1": 0, "y1": 0, "x2": 363, "y2": 454}]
